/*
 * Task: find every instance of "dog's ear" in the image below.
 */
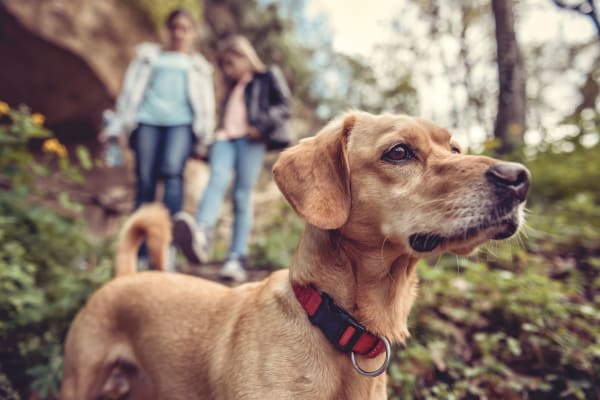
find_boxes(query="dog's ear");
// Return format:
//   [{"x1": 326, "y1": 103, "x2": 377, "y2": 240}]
[{"x1": 273, "y1": 114, "x2": 355, "y2": 230}]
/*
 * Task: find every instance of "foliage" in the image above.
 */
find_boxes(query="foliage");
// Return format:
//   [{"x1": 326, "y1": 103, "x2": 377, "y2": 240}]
[
  {"x1": 388, "y1": 252, "x2": 599, "y2": 400},
  {"x1": 224, "y1": 0, "x2": 318, "y2": 109},
  {"x1": 125, "y1": 0, "x2": 203, "y2": 31},
  {"x1": 0, "y1": 102, "x2": 92, "y2": 210},
  {"x1": 0, "y1": 102, "x2": 112, "y2": 399},
  {"x1": 315, "y1": 51, "x2": 418, "y2": 119},
  {"x1": 0, "y1": 103, "x2": 50, "y2": 192},
  {"x1": 0, "y1": 373, "x2": 19, "y2": 400},
  {"x1": 0, "y1": 194, "x2": 112, "y2": 398},
  {"x1": 250, "y1": 202, "x2": 304, "y2": 269},
  {"x1": 209, "y1": 0, "x2": 419, "y2": 122}
]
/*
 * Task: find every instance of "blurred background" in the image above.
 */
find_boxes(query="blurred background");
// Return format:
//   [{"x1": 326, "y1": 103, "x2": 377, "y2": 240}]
[{"x1": 0, "y1": 0, "x2": 599, "y2": 399}]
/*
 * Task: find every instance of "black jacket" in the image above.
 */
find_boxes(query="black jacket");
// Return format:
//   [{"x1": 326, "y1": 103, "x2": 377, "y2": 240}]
[{"x1": 221, "y1": 66, "x2": 291, "y2": 150}]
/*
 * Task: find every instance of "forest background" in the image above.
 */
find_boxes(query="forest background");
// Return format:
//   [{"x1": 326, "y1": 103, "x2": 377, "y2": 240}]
[{"x1": 0, "y1": 0, "x2": 599, "y2": 399}]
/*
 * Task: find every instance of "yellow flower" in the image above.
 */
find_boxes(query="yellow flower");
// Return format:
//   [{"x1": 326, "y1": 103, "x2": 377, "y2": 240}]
[
  {"x1": 31, "y1": 113, "x2": 45, "y2": 126},
  {"x1": 42, "y1": 138, "x2": 68, "y2": 158},
  {"x1": 0, "y1": 101, "x2": 9, "y2": 115}
]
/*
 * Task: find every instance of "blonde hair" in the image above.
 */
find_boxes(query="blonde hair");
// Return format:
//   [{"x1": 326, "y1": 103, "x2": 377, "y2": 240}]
[{"x1": 218, "y1": 35, "x2": 266, "y2": 74}]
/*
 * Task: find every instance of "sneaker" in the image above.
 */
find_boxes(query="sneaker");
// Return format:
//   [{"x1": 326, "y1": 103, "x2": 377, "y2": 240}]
[
  {"x1": 173, "y1": 212, "x2": 210, "y2": 264},
  {"x1": 219, "y1": 258, "x2": 248, "y2": 283}
]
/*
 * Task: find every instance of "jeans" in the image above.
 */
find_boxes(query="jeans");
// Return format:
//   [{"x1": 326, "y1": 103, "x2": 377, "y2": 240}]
[
  {"x1": 133, "y1": 123, "x2": 193, "y2": 215},
  {"x1": 196, "y1": 138, "x2": 266, "y2": 258}
]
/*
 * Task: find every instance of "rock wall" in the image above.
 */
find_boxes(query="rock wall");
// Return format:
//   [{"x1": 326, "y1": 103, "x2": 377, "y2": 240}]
[{"x1": 0, "y1": 0, "x2": 157, "y2": 142}]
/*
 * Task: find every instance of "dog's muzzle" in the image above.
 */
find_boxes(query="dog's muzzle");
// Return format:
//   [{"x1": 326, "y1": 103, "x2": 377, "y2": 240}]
[{"x1": 409, "y1": 162, "x2": 531, "y2": 253}]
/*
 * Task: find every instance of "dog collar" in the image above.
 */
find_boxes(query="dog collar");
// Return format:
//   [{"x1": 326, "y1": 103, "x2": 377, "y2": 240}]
[{"x1": 291, "y1": 283, "x2": 391, "y2": 376}]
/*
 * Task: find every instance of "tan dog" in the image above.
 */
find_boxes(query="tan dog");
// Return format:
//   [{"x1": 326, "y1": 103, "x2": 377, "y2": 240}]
[
  {"x1": 114, "y1": 203, "x2": 172, "y2": 276},
  {"x1": 60, "y1": 112, "x2": 530, "y2": 400}
]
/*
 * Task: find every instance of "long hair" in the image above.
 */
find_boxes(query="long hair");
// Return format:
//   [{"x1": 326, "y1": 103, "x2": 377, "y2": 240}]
[{"x1": 218, "y1": 35, "x2": 266, "y2": 87}]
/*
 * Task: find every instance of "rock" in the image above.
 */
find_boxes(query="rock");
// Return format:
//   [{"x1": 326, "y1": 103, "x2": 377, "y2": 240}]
[{"x1": 0, "y1": 0, "x2": 156, "y2": 143}]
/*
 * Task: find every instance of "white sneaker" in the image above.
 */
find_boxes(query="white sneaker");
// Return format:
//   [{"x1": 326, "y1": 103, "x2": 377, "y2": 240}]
[
  {"x1": 219, "y1": 258, "x2": 248, "y2": 283},
  {"x1": 173, "y1": 212, "x2": 210, "y2": 264}
]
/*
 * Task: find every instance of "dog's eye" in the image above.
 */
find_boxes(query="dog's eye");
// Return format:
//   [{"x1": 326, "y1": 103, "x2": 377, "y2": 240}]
[
  {"x1": 451, "y1": 147, "x2": 461, "y2": 154},
  {"x1": 383, "y1": 144, "x2": 413, "y2": 162}
]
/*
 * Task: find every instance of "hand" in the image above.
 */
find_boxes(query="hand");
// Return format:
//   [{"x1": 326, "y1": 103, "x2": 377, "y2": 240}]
[
  {"x1": 99, "y1": 130, "x2": 125, "y2": 148},
  {"x1": 247, "y1": 126, "x2": 262, "y2": 140},
  {"x1": 190, "y1": 151, "x2": 205, "y2": 160},
  {"x1": 192, "y1": 143, "x2": 211, "y2": 161}
]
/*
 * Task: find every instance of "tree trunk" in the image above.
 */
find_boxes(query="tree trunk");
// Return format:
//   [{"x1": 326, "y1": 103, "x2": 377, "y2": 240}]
[{"x1": 491, "y1": 0, "x2": 526, "y2": 154}]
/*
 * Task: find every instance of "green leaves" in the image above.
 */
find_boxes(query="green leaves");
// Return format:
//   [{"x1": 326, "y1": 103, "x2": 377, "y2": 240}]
[
  {"x1": 0, "y1": 193, "x2": 111, "y2": 398},
  {"x1": 388, "y1": 242, "x2": 600, "y2": 399},
  {"x1": 249, "y1": 202, "x2": 304, "y2": 270},
  {"x1": 0, "y1": 103, "x2": 86, "y2": 201},
  {"x1": 0, "y1": 105, "x2": 110, "y2": 397}
]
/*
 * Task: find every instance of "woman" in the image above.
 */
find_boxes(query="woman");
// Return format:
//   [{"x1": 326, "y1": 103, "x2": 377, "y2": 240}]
[
  {"x1": 102, "y1": 9, "x2": 215, "y2": 270},
  {"x1": 173, "y1": 35, "x2": 291, "y2": 282}
]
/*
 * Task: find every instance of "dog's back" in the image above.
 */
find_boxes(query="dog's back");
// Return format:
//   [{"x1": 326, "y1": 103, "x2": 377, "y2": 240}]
[
  {"x1": 114, "y1": 203, "x2": 172, "y2": 276},
  {"x1": 61, "y1": 204, "x2": 174, "y2": 399}
]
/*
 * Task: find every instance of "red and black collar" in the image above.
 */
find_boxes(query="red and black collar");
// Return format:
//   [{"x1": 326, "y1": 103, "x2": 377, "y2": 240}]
[{"x1": 292, "y1": 283, "x2": 386, "y2": 359}]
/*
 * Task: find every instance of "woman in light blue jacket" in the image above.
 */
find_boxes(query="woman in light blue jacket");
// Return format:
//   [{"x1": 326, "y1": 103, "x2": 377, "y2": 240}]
[{"x1": 102, "y1": 8, "x2": 215, "y2": 268}]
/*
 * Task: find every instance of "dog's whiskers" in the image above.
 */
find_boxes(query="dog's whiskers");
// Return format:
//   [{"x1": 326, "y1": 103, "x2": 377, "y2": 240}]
[{"x1": 455, "y1": 255, "x2": 462, "y2": 276}]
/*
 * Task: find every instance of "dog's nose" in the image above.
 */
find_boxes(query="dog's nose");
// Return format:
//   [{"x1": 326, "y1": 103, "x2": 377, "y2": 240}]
[{"x1": 485, "y1": 162, "x2": 530, "y2": 202}]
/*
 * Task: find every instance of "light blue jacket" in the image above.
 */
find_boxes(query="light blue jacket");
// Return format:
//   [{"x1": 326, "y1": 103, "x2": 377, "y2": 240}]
[{"x1": 105, "y1": 43, "x2": 216, "y2": 153}]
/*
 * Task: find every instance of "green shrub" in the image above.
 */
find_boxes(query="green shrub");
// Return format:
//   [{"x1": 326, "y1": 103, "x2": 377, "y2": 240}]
[
  {"x1": 250, "y1": 202, "x2": 304, "y2": 270},
  {"x1": 0, "y1": 373, "x2": 19, "y2": 400},
  {"x1": 387, "y1": 253, "x2": 600, "y2": 400},
  {"x1": 0, "y1": 193, "x2": 112, "y2": 398},
  {"x1": 0, "y1": 103, "x2": 111, "y2": 398}
]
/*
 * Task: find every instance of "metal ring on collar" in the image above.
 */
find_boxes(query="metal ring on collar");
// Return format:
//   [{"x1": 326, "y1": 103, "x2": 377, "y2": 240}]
[{"x1": 350, "y1": 336, "x2": 391, "y2": 377}]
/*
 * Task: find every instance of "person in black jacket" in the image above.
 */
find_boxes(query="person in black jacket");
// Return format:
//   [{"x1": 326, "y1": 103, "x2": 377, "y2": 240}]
[{"x1": 173, "y1": 35, "x2": 291, "y2": 282}]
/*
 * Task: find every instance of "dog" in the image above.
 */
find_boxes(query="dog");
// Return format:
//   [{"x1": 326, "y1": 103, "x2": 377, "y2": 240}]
[
  {"x1": 113, "y1": 203, "x2": 172, "y2": 277},
  {"x1": 60, "y1": 111, "x2": 530, "y2": 400}
]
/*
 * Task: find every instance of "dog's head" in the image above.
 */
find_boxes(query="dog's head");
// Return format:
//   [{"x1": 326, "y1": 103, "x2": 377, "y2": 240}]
[{"x1": 273, "y1": 111, "x2": 530, "y2": 256}]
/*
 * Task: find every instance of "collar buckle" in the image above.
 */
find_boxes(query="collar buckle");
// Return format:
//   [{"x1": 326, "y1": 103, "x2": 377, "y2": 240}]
[
  {"x1": 293, "y1": 284, "x2": 388, "y2": 359},
  {"x1": 308, "y1": 291, "x2": 366, "y2": 353}
]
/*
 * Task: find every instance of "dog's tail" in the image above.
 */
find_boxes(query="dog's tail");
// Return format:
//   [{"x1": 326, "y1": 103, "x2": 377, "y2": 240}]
[{"x1": 114, "y1": 203, "x2": 172, "y2": 277}]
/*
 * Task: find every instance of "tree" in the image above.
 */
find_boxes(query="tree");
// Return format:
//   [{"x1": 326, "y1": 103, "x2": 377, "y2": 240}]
[{"x1": 491, "y1": 0, "x2": 526, "y2": 154}]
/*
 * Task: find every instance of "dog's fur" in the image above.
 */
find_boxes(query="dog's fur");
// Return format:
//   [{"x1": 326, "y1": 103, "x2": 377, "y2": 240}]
[
  {"x1": 60, "y1": 112, "x2": 529, "y2": 400},
  {"x1": 114, "y1": 203, "x2": 172, "y2": 277}
]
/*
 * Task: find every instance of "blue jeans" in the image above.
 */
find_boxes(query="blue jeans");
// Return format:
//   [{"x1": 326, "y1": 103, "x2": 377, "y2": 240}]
[
  {"x1": 196, "y1": 138, "x2": 266, "y2": 258},
  {"x1": 133, "y1": 123, "x2": 193, "y2": 215}
]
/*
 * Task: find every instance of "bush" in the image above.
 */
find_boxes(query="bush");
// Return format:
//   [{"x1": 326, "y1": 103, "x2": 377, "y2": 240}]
[
  {"x1": 387, "y1": 253, "x2": 600, "y2": 400},
  {"x1": 250, "y1": 201, "x2": 304, "y2": 269},
  {"x1": 0, "y1": 102, "x2": 111, "y2": 398},
  {"x1": 0, "y1": 193, "x2": 112, "y2": 398}
]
